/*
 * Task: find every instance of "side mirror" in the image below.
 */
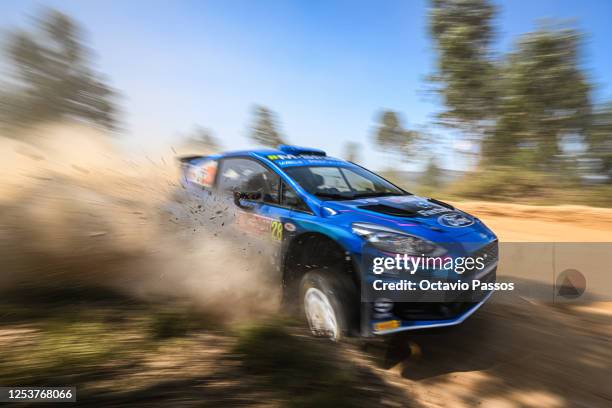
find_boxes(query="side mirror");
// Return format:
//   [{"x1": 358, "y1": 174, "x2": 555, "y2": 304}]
[{"x1": 233, "y1": 190, "x2": 262, "y2": 210}]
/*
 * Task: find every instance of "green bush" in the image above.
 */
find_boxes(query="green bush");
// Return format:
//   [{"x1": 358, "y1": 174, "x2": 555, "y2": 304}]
[
  {"x1": 149, "y1": 308, "x2": 213, "y2": 339},
  {"x1": 233, "y1": 323, "x2": 338, "y2": 388},
  {"x1": 445, "y1": 166, "x2": 553, "y2": 201},
  {"x1": 231, "y1": 322, "x2": 379, "y2": 407}
]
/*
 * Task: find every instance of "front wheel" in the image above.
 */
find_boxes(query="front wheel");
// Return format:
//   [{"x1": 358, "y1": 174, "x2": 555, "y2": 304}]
[{"x1": 299, "y1": 269, "x2": 358, "y2": 341}]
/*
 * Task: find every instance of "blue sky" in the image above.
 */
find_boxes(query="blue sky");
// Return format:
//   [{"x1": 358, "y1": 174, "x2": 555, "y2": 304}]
[{"x1": 1, "y1": 0, "x2": 611, "y2": 170}]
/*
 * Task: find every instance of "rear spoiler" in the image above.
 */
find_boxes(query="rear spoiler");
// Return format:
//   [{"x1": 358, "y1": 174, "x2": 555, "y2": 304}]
[{"x1": 177, "y1": 155, "x2": 205, "y2": 164}]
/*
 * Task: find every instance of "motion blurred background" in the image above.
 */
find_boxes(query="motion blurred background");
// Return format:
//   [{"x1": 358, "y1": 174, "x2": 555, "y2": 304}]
[
  {"x1": 1, "y1": 0, "x2": 611, "y2": 203},
  {"x1": 0, "y1": 1, "x2": 610, "y2": 407}
]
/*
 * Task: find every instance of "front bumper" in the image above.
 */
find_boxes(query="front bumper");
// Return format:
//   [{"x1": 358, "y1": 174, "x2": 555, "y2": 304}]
[
  {"x1": 358, "y1": 238, "x2": 498, "y2": 336},
  {"x1": 371, "y1": 289, "x2": 494, "y2": 335},
  {"x1": 363, "y1": 257, "x2": 497, "y2": 335}
]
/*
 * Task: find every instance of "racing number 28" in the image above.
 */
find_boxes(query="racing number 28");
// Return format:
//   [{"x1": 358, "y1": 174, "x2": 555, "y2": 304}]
[{"x1": 270, "y1": 221, "x2": 283, "y2": 241}]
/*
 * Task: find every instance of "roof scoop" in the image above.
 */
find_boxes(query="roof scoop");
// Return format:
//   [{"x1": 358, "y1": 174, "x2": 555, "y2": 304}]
[
  {"x1": 359, "y1": 204, "x2": 418, "y2": 217},
  {"x1": 278, "y1": 145, "x2": 326, "y2": 156}
]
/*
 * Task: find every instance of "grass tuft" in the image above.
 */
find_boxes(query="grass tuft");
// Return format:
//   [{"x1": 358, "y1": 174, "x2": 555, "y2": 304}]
[{"x1": 231, "y1": 321, "x2": 382, "y2": 407}]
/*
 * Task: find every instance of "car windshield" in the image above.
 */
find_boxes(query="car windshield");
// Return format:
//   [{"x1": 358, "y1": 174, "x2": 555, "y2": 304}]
[{"x1": 284, "y1": 165, "x2": 407, "y2": 200}]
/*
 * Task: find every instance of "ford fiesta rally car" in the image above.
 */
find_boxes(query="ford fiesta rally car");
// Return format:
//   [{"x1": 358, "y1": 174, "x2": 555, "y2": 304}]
[{"x1": 179, "y1": 145, "x2": 498, "y2": 340}]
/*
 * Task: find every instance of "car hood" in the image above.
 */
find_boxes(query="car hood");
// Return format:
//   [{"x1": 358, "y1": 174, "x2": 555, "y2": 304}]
[{"x1": 322, "y1": 195, "x2": 491, "y2": 238}]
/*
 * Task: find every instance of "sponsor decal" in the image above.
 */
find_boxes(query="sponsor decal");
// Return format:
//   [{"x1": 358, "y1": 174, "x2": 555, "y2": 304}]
[
  {"x1": 266, "y1": 154, "x2": 345, "y2": 168},
  {"x1": 417, "y1": 206, "x2": 450, "y2": 217},
  {"x1": 236, "y1": 212, "x2": 275, "y2": 236},
  {"x1": 415, "y1": 201, "x2": 433, "y2": 209},
  {"x1": 385, "y1": 196, "x2": 414, "y2": 203},
  {"x1": 373, "y1": 320, "x2": 400, "y2": 332},
  {"x1": 385, "y1": 197, "x2": 432, "y2": 208},
  {"x1": 267, "y1": 154, "x2": 342, "y2": 161},
  {"x1": 284, "y1": 222, "x2": 296, "y2": 232},
  {"x1": 186, "y1": 160, "x2": 217, "y2": 188},
  {"x1": 270, "y1": 220, "x2": 283, "y2": 241},
  {"x1": 437, "y1": 212, "x2": 475, "y2": 228},
  {"x1": 236, "y1": 213, "x2": 284, "y2": 241}
]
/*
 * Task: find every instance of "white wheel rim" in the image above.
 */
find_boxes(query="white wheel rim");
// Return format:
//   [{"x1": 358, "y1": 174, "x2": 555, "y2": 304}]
[{"x1": 304, "y1": 287, "x2": 339, "y2": 340}]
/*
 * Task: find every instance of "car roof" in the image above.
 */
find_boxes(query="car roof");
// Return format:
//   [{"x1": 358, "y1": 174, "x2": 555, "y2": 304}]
[
  {"x1": 217, "y1": 145, "x2": 328, "y2": 158},
  {"x1": 225, "y1": 149, "x2": 355, "y2": 167},
  {"x1": 219, "y1": 149, "x2": 284, "y2": 158},
  {"x1": 204, "y1": 145, "x2": 362, "y2": 171}
]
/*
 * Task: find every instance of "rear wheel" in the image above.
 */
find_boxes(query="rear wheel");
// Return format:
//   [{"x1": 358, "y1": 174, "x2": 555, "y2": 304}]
[{"x1": 299, "y1": 269, "x2": 358, "y2": 341}]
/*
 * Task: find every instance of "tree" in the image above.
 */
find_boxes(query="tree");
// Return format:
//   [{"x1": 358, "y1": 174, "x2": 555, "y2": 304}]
[
  {"x1": 187, "y1": 126, "x2": 222, "y2": 153},
  {"x1": 372, "y1": 110, "x2": 419, "y2": 156},
  {"x1": 428, "y1": 0, "x2": 497, "y2": 131},
  {"x1": 489, "y1": 26, "x2": 591, "y2": 168},
  {"x1": 343, "y1": 141, "x2": 361, "y2": 163},
  {"x1": 0, "y1": 9, "x2": 119, "y2": 132},
  {"x1": 248, "y1": 105, "x2": 285, "y2": 147},
  {"x1": 587, "y1": 102, "x2": 612, "y2": 182},
  {"x1": 429, "y1": 1, "x2": 593, "y2": 172},
  {"x1": 420, "y1": 158, "x2": 442, "y2": 188}
]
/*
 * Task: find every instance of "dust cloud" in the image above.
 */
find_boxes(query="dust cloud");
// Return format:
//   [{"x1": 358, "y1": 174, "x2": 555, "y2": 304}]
[{"x1": 0, "y1": 123, "x2": 279, "y2": 319}]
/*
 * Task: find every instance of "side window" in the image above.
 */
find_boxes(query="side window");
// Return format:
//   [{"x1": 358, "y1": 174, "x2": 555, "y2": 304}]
[
  {"x1": 217, "y1": 158, "x2": 280, "y2": 204},
  {"x1": 281, "y1": 181, "x2": 311, "y2": 212},
  {"x1": 185, "y1": 158, "x2": 217, "y2": 189}
]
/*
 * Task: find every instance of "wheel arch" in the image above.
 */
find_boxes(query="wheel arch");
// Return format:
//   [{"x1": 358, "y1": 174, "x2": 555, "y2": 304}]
[{"x1": 281, "y1": 231, "x2": 359, "y2": 304}]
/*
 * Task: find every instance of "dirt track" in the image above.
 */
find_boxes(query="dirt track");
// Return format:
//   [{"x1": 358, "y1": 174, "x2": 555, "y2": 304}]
[
  {"x1": 367, "y1": 202, "x2": 612, "y2": 408},
  {"x1": 365, "y1": 296, "x2": 612, "y2": 407},
  {"x1": 455, "y1": 201, "x2": 612, "y2": 242}
]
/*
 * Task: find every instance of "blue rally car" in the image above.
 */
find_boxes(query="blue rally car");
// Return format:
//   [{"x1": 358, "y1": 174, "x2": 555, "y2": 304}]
[{"x1": 179, "y1": 145, "x2": 498, "y2": 340}]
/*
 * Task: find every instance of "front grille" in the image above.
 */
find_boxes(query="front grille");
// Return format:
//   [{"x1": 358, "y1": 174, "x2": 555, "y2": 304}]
[
  {"x1": 392, "y1": 301, "x2": 476, "y2": 321},
  {"x1": 472, "y1": 240, "x2": 498, "y2": 269}
]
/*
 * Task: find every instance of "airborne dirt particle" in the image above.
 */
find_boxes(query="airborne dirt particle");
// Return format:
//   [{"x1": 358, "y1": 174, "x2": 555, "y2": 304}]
[{"x1": 0, "y1": 123, "x2": 280, "y2": 321}]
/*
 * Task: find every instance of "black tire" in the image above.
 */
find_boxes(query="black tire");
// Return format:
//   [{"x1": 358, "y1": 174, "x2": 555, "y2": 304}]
[{"x1": 299, "y1": 268, "x2": 358, "y2": 340}]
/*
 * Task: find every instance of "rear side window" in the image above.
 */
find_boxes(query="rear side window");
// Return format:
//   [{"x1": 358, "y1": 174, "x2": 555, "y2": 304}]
[
  {"x1": 185, "y1": 158, "x2": 218, "y2": 188},
  {"x1": 217, "y1": 158, "x2": 280, "y2": 204}
]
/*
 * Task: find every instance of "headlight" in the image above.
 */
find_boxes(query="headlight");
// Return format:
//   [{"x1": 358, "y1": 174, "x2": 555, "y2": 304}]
[{"x1": 352, "y1": 222, "x2": 446, "y2": 256}]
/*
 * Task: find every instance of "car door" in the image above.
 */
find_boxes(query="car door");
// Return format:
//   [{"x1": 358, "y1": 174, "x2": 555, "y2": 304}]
[{"x1": 216, "y1": 157, "x2": 290, "y2": 251}]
